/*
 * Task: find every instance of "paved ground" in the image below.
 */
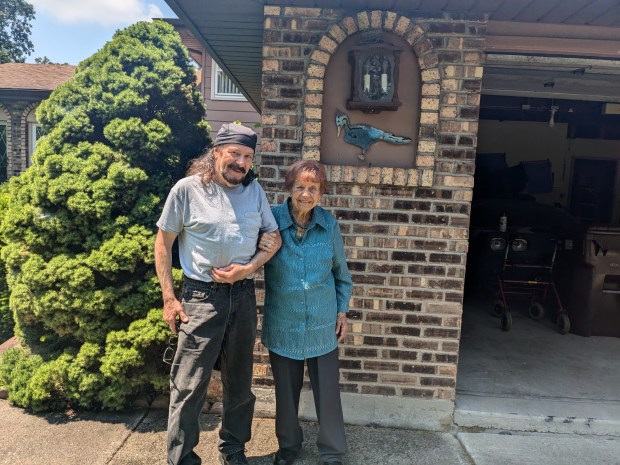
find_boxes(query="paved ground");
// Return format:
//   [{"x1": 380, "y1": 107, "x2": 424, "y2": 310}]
[
  {"x1": 3, "y1": 301, "x2": 620, "y2": 465},
  {"x1": 2, "y1": 400, "x2": 620, "y2": 465},
  {"x1": 455, "y1": 300, "x2": 620, "y2": 437}
]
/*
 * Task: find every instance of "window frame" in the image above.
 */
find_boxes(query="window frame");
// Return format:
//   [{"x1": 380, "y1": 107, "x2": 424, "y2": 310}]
[
  {"x1": 211, "y1": 60, "x2": 247, "y2": 101},
  {"x1": 28, "y1": 122, "x2": 44, "y2": 164}
]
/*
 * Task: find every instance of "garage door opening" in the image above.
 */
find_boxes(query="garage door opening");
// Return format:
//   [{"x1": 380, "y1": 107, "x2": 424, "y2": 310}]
[{"x1": 456, "y1": 89, "x2": 620, "y2": 433}]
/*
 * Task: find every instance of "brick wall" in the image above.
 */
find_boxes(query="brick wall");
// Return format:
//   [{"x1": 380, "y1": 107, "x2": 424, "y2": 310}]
[
  {"x1": 0, "y1": 99, "x2": 38, "y2": 179},
  {"x1": 255, "y1": 6, "x2": 486, "y2": 428}
]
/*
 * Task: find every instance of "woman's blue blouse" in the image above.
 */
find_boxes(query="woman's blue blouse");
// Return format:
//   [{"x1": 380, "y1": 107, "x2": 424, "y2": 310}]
[{"x1": 262, "y1": 200, "x2": 352, "y2": 360}]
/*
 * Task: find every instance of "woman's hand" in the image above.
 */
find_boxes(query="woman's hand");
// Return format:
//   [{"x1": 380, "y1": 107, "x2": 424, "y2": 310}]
[
  {"x1": 336, "y1": 312, "x2": 348, "y2": 343},
  {"x1": 258, "y1": 231, "x2": 280, "y2": 253}
]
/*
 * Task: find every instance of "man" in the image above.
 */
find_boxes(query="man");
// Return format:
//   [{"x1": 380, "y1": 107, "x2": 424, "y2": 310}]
[{"x1": 155, "y1": 123, "x2": 281, "y2": 465}]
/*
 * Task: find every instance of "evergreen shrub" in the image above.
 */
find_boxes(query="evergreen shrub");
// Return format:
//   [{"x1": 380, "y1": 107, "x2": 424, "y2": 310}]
[{"x1": 0, "y1": 20, "x2": 210, "y2": 411}]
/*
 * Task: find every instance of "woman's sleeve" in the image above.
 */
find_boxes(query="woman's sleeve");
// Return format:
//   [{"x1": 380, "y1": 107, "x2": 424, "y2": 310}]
[{"x1": 332, "y1": 220, "x2": 352, "y2": 313}]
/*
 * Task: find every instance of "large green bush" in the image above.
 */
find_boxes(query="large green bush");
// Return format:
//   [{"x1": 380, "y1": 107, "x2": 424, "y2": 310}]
[{"x1": 0, "y1": 20, "x2": 210, "y2": 411}]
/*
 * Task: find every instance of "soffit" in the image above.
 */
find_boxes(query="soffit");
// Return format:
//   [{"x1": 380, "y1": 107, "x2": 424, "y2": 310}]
[{"x1": 164, "y1": 0, "x2": 620, "y2": 112}]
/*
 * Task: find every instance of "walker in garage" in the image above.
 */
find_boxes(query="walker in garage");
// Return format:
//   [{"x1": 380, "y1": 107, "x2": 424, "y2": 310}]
[{"x1": 491, "y1": 232, "x2": 570, "y2": 334}]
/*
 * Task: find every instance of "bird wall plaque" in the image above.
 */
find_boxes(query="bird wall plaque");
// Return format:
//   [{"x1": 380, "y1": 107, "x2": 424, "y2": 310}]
[{"x1": 335, "y1": 110, "x2": 412, "y2": 160}]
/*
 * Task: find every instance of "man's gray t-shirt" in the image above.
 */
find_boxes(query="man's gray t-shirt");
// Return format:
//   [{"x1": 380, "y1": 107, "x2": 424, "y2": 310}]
[{"x1": 157, "y1": 174, "x2": 278, "y2": 282}]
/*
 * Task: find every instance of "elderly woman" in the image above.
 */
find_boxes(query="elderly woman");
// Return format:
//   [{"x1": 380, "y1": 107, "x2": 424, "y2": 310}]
[{"x1": 259, "y1": 160, "x2": 352, "y2": 465}]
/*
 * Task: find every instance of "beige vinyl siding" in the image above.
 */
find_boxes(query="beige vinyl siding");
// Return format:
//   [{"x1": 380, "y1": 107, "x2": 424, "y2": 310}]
[{"x1": 202, "y1": 58, "x2": 261, "y2": 142}]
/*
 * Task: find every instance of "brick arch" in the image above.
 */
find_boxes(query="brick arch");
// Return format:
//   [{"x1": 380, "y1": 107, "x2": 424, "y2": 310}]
[
  {"x1": 24, "y1": 102, "x2": 39, "y2": 122},
  {"x1": 22, "y1": 101, "x2": 39, "y2": 120},
  {"x1": 301, "y1": 11, "x2": 440, "y2": 187},
  {"x1": 21, "y1": 101, "x2": 40, "y2": 134},
  {"x1": 0, "y1": 102, "x2": 9, "y2": 121}
]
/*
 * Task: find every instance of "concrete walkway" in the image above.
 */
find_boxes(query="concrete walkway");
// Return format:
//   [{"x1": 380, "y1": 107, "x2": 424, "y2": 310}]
[{"x1": 2, "y1": 400, "x2": 619, "y2": 465}]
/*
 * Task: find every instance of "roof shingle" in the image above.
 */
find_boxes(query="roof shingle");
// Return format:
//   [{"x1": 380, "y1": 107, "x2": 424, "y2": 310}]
[{"x1": 0, "y1": 63, "x2": 76, "y2": 91}]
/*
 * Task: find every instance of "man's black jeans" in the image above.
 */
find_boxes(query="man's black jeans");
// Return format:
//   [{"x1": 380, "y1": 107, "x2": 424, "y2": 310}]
[{"x1": 167, "y1": 277, "x2": 257, "y2": 465}]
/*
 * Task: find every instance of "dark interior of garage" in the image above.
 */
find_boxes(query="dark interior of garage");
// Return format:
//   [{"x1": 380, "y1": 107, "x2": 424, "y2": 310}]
[
  {"x1": 457, "y1": 90, "x2": 620, "y2": 430},
  {"x1": 465, "y1": 94, "x2": 620, "y2": 338}
]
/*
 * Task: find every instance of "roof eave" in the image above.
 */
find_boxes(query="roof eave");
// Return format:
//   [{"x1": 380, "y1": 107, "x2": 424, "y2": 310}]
[
  {"x1": 0, "y1": 89, "x2": 52, "y2": 101},
  {"x1": 164, "y1": 0, "x2": 263, "y2": 113}
]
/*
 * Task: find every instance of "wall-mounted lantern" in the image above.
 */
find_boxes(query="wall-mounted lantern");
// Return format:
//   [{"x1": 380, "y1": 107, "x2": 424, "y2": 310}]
[{"x1": 347, "y1": 42, "x2": 402, "y2": 113}]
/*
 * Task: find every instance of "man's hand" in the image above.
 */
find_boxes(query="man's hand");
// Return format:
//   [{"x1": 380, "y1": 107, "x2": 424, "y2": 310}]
[
  {"x1": 155, "y1": 229, "x2": 187, "y2": 333},
  {"x1": 212, "y1": 230, "x2": 282, "y2": 284},
  {"x1": 163, "y1": 298, "x2": 189, "y2": 334},
  {"x1": 211, "y1": 263, "x2": 254, "y2": 284}
]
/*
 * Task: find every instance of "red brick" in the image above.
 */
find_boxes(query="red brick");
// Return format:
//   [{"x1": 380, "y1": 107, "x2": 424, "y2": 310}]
[
  {"x1": 343, "y1": 372, "x2": 378, "y2": 382},
  {"x1": 390, "y1": 326, "x2": 422, "y2": 337},
  {"x1": 403, "y1": 364, "x2": 436, "y2": 374},
  {"x1": 366, "y1": 312, "x2": 403, "y2": 323},
  {"x1": 364, "y1": 360, "x2": 400, "y2": 371},
  {"x1": 386, "y1": 350, "x2": 419, "y2": 361},
  {"x1": 420, "y1": 377, "x2": 455, "y2": 387},
  {"x1": 402, "y1": 388, "x2": 434, "y2": 398},
  {"x1": 362, "y1": 386, "x2": 397, "y2": 395}
]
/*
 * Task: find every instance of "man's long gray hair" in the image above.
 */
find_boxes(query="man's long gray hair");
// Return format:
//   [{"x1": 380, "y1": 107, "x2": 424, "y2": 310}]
[
  {"x1": 186, "y1": 146, "x2": 255, "y2": 186},
  {"x1": 186, "y1": 148, "x2": 216, "y2": 185}
]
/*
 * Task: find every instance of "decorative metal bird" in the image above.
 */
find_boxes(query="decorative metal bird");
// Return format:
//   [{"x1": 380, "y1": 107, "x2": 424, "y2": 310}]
[{"x1": 335, "y1": 110, "x2": 412, "y2": 160}]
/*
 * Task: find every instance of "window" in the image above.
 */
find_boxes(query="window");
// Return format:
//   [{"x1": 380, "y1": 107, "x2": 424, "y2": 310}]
[
  {"x1": 27, "y1": 108, "x2": 44, "y2": 165},
  {"x1": 211, "y1": 61, "x2": 246, "y2": 101},
  {"x1": 29, "y1": 123, "x2": 45, "y2": 158}
]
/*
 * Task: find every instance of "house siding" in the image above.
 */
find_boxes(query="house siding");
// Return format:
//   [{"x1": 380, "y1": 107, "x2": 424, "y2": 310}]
[{"x1": 202, "y1": 55, "x2": 261, "y2": 139}]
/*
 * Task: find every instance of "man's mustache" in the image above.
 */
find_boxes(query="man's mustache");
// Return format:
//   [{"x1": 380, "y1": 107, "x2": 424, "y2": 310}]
[{"x1": 227, "y1": 164, "x2": 246, "y2": 174}]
